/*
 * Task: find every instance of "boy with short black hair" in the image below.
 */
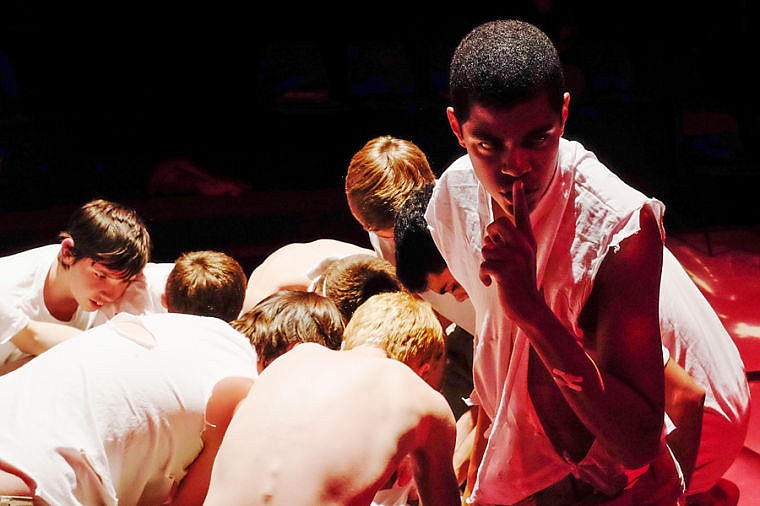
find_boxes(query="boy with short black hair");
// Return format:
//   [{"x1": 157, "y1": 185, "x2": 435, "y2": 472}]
[{"x1": 427, "y1": 18, "x2": 748, "y2": 505}]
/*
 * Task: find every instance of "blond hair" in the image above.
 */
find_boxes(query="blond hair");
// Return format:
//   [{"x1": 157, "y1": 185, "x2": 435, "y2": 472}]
[
  {"x1": 345, "y1": 135, "x2": 435, "y2": 231},
  {"x1": 342, "y1": 291, "x2": 445, "y2": 371}
]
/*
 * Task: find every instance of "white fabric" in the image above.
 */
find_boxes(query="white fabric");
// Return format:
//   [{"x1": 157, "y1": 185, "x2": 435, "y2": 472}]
[
  {"x1": 0, "y1": 312, "x2": 257, "y2": 506},
  {"x1": 0, "y1": 246, "x2": 173, "y2": 364},
  {"x1": 0, "y1": 298, "x2": 30, "y2": 347},
  {"x1": 658, "y1": 248, "x2": 750, "y2": 493},
  {"x1": 0, "y1": 245, "x2": 98, "y2": 363},
  {"x1": 658, "y1": 248, "x2": 749, "y2": 425},
  {"x1": 368, "y1": 232, "x2": 477, "y2": 336},
  {"x1": 426, "y1": 139, "x2": 746, "y2": 503}
]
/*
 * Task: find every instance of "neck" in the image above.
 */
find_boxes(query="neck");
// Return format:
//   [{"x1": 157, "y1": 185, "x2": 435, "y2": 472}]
[
  {"x1": 347, "y1": 344, "x2": 388, "y2": 358},
  {"x1": 44, "y1": 259, "x2": 78, "y2": 321}
]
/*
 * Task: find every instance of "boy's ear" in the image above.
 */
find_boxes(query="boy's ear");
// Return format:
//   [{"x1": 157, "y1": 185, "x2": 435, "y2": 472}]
[
  {"x1": 415, "y1": 361, "x2": 431, "y2": 381},
  {"x1": 161, "y1": 293, "x2": 168, "y2": 309},
  {"x1": 560, "y1": 92, "x2": 571, "y2": 136},
  {"x1": 60, "y1": 237, "x2": 76, "y2": 266},
  {"x1": 446, "y1": 107, "x2": 466, "y2": 149}
]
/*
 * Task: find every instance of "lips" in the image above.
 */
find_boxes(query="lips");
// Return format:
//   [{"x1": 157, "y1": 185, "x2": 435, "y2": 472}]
[{"x1": 501, "y1": 184, "x2": 535, "y2": 206}]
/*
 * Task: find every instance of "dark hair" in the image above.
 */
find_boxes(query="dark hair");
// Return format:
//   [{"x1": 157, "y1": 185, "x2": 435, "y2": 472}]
[
  {"x1": 59, "y1": 199, "x2": 151, "y2": 279},
  {"x1": 394, "y1": 183, "x2": 446, "y2": 292},
  {"x1": 232, "y1": 290, "x2": 345, "y2": 367},
  {"x1": 320, "y1": 254, "x2": 401, "y2": 324},
  {"x1": 449, "y1": 19, "x2": 566, "y2": 122},
  {"x1": 165, "y1": 250, "x2": 248, "y2": 322}
]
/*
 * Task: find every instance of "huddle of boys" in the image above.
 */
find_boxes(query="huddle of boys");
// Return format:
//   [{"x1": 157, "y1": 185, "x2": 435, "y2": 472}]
[{"x1": 0, "y1": 198, "x2": 458, "y2": 505}]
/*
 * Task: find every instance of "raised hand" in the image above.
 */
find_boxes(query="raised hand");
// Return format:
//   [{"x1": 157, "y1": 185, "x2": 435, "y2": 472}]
[{"x1": 479, "y1": 180, "x2": 540, "y2": 321}]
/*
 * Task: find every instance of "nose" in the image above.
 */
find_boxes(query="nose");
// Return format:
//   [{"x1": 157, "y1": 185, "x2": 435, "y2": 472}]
[
  {"x1": 499, "y1": 148, "x2": 530, "y2": 177},
  {"x1": 452, "y1": 286, "x2": 469, "y2": 302},
  {"x1": 447, "y1": 282, "x2": 469, "y2": 302}
]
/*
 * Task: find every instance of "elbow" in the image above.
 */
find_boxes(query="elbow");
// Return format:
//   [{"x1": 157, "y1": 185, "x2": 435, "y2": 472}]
[
  {"x1": 623, "y1": 436, "x2": 662, "y2": 470},
  {"x1": 10, "y1": 326, "x2": 40, "y2": 356},
  {"x1": 617, "y1": 410, "x2": 668, "y2": 469},
  {"x1": 618, "y1": 439, "x2": 661, "y2": 470}
]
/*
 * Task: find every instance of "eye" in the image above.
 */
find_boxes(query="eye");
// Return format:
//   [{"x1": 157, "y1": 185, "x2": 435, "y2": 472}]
[
  {"x1": 526, "y1": 133, "x2": 549, "y2": 148},
  {"x1": 478, "y1": 141, "x2": 496, "y2": 152}
]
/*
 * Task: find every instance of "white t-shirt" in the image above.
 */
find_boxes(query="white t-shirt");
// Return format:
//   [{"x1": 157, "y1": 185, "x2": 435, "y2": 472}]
[
  {"x1": 0, "y1": 312, "x2": 257, "y2": 506},
  {"x1": 0, "y1": 245, "x2": 97, "y2": 362},
  {"x1": 0, "y1": 244, "x2": 173, "y2": 364}
]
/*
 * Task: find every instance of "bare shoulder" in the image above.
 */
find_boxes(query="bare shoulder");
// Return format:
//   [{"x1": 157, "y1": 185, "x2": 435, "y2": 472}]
[
  {"x1": 592, "y1": 206, "x2": 662, "y2": 298},
  {"x1": 380, "y1": 359, "x2": 457, "y2": 429},
  {"x1": 206, "y1": 376, "x2": 254, "y2": 428},
  {"x1": 243, "y1": 243, "x2": 317, "y2": 311},
  {"x1": 248, "y1": 240, "x2": 371, "y2": 282},
  {"x1": 306, "y1": 239, "x2": 374, "y2": 258}
]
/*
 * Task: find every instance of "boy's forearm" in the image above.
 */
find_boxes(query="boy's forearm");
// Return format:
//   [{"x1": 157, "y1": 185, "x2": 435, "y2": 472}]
[
  {"x1": 11, "y1": 321, "x2": 80, "y2": 356},
  {"x1": 520, "y1": 303, "x2": 665, "y2": 467}
]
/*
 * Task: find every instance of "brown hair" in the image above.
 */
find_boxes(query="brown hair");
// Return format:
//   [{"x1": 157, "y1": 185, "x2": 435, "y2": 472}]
[
  {"x1": 320, "y1": 253, "x2": 401, "y2": 324},
  {"x1": 232, "y1": 290, "x2": 345, "y2": 368},
  {"x1": 164, "y1": 250, "x2": 247, "y2": 322},
  {"x1": 59, "y1": 198, "x2": 151, "y2": 279},
  {"x1": 345, "y1": 135, "x2": 435, "y2": 231}
]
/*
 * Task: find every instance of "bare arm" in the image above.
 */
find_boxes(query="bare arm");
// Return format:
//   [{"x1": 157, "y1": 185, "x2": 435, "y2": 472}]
[
  {"x1": 10, "y1": 320, "x2": 82, "y2": 356},
  {"x1": 172, "y1": 376, "x2": 254, "y2": 506},
  {"x1": 453, "y1": 407, "x2": 476, "y2": 486},
  {"x1": 411, "y1": 397, "x2": 461, "y2": 506},
  {"x1": 0, "y1": 355, "x2": 33, "y2": 375},
  {"x1": 663, "y1": 356, "x2": 705, "y2": 489},
  {"x1": 460, "y1": 405, "x2": 490, "y2": 506},
  {"x1": 480, "y1": 181, "x2": 665, "y2": 467}
]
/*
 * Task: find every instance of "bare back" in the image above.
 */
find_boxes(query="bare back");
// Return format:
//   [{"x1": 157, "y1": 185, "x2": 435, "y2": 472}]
[
  {"x1": 241, "y1": 240, "x2": 374, "y2": 314},
  {"x1": 204, "y1": 343, "x2": 459, "y2": 506}
]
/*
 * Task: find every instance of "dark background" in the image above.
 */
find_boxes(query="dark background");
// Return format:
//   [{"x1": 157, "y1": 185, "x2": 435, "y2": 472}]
[{"x1": 2, "y1": 2, "x2": 758, "y2": 270}]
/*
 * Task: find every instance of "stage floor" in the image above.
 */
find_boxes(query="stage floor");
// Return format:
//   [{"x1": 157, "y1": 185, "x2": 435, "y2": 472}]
[{"x1": 668, "y1": 225, "x2": 760, "y2": 506}]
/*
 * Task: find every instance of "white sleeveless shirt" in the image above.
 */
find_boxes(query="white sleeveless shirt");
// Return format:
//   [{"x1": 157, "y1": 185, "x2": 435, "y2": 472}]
[{"x1": 426, "y1": 139, "x2": 732, "y2": 503}]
